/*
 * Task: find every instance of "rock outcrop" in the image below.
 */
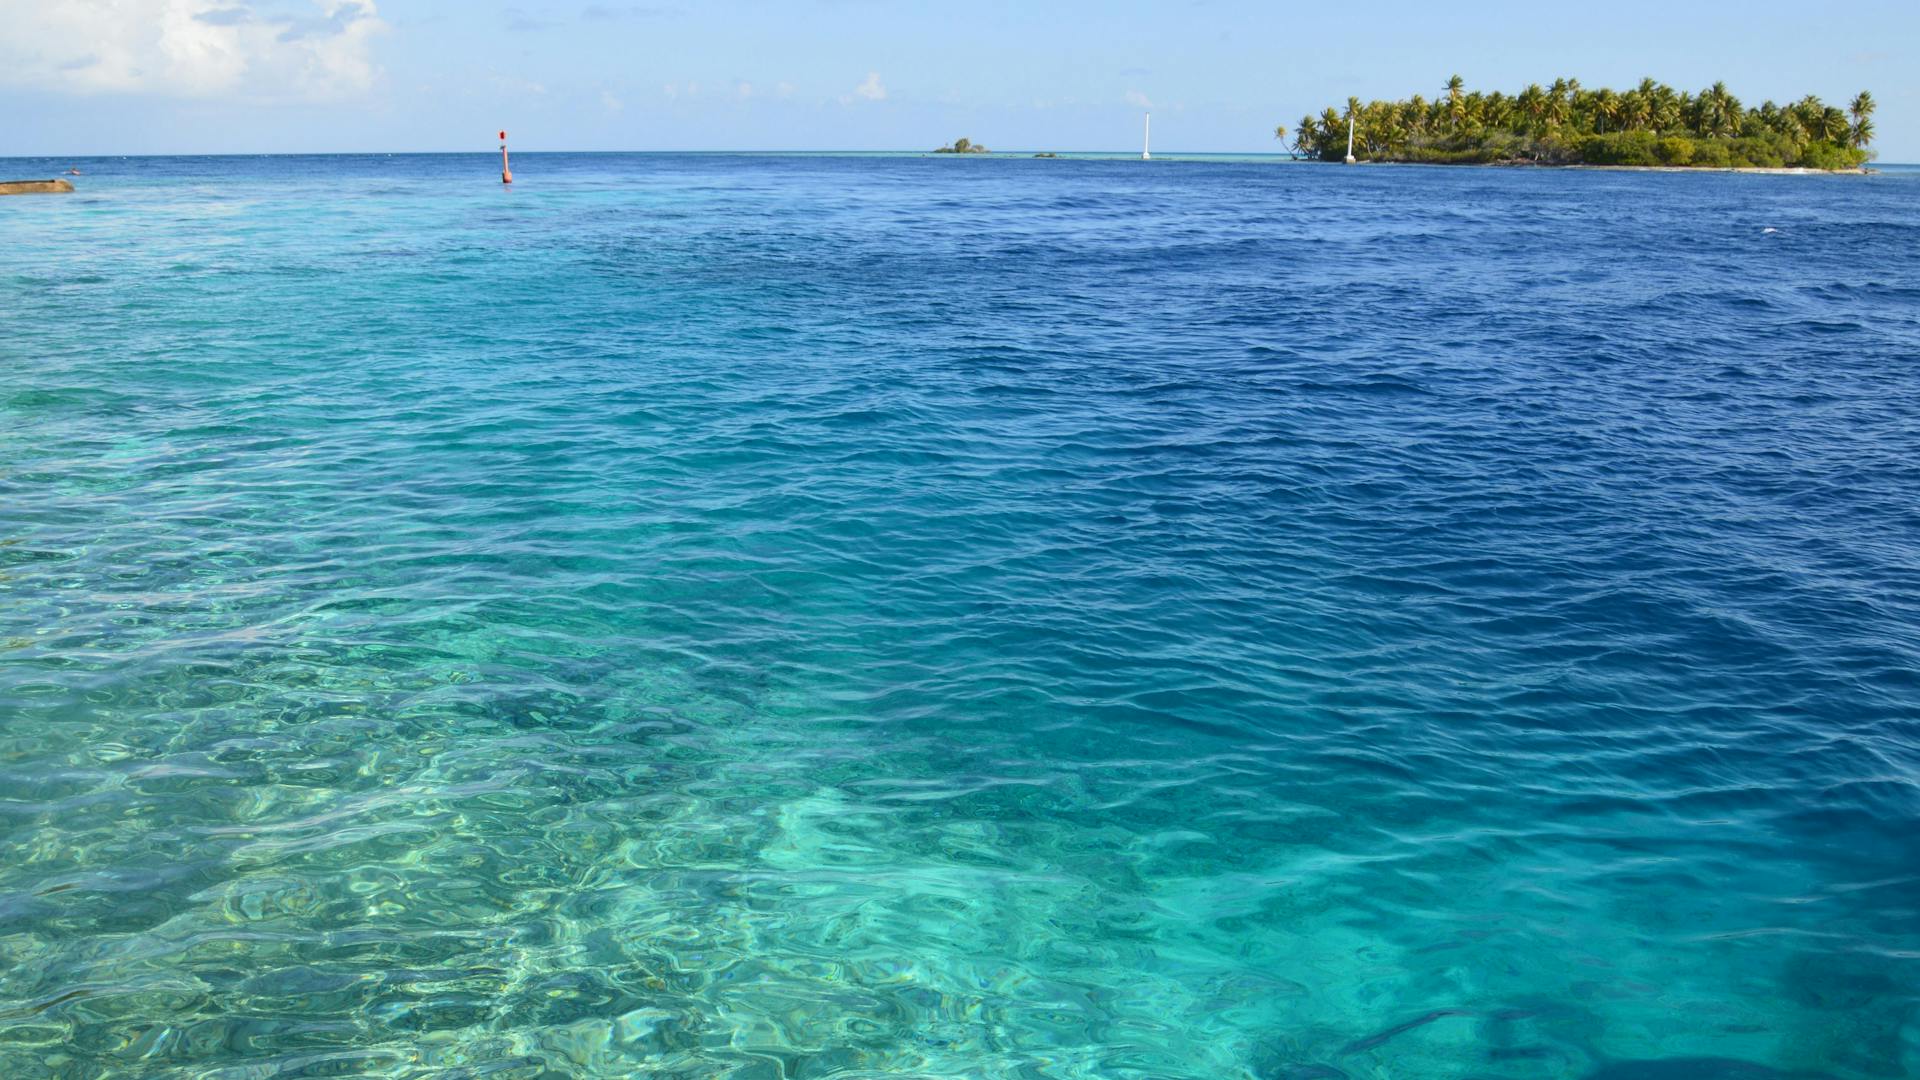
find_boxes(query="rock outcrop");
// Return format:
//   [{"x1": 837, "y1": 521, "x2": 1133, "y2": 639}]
[{"x1": 0, "y1": 179, "x2": 76, "y2": 195}]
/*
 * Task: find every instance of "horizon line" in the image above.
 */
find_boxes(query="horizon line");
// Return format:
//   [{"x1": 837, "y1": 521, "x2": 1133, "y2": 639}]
[{"x1": 4, "y1": 150, "x2": 1913, "y2": 165}]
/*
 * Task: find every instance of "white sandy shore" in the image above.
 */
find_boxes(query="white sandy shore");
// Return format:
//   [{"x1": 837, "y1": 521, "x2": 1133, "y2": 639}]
[
  {"x1": 1347, "y1": 160, "x2": 1869, "y2": 175},
  {"x1": 1549, "y1": 164, "x2": 1870, "y2": 175},
  {"x1": 1373, "y1": 162, "x2": 1871, "y2": 175}
]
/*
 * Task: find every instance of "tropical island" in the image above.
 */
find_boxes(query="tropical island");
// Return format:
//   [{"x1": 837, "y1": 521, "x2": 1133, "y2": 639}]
[
  {"x1": 1280, "y1": 78, "x2": 1875, "y2": 170},
  {"x1": 933, "y1": 137, "x2": 989, "y2": 154}
]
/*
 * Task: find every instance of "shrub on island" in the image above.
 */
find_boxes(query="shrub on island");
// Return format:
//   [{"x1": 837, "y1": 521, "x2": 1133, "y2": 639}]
[{"x1": 1288, "y1": 79, "x2": 1874, "y2": 170}]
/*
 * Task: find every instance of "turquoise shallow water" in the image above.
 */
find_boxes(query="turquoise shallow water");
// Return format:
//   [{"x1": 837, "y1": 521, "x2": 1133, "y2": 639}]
[{"x1": 2, "y1": 154, "x2": 1918, "y2": 1078}]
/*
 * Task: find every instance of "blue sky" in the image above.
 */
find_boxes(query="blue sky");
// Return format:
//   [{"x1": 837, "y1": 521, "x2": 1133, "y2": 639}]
[{"x1": 2, "y1": 0, "x2": 1914, "y2": 159}]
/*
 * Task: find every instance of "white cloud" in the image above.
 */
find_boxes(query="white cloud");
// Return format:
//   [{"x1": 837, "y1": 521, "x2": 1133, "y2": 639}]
[
  {"x1": 850, "y1": 70, "x2": 885, "y2": 102},
  {"x1": 489, "y1": 74, "x2": 545, "y2": 96},
  {"x1": 0, "y1": 0, "x2": 386, "y2": 101},
  {"x1": 600, "y1": 89, "x2": 623, "y2": 112},
  {"x1": 502, "y1": 5, "x2": 558, "y2": 32},
  {"x1": 1124, "y1": 90, "x2": 1152, "y2": 109},
  {"x1": 582, "y1": 4, "x2": 679, "y2": 19},
  {"x1": 775, "y1": 81, "x2": 794, "y2": 98},
  {"x1": 735, "y1": 80, "x2": 753, "y2": 99}
]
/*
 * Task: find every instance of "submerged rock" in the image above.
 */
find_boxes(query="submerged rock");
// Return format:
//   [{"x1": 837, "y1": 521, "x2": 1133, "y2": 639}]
[{"x1": 0, "y1": 179, "x2": 75, "y2": 195}]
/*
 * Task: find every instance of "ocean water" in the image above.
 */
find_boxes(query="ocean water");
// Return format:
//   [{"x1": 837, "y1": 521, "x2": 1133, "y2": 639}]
[{"x1": 2, "y1": 153, "x2": 1918, "y2": 1079}]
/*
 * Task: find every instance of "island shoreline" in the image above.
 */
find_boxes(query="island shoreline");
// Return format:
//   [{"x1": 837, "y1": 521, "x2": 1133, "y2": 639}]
[{"x1": 1346, "y1": 161, "x2": 1870, "y2": 175}]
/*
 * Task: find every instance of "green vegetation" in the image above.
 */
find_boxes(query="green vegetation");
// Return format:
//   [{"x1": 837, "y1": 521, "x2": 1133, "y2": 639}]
[
  {"x1": 933, "y1": 138, "x2": 989, "y2": 154},
  {"x1": 1289, "y1": 79, "x2": 1874, "y2": 170}
]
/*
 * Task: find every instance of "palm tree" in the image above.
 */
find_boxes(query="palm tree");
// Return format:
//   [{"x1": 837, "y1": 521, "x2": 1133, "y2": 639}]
[
  {"x1": 1570, "y1": 88, "x2": 1595, "y2": 131},
  {"x1": 1790, "y1": 95, "x2": 1825, "y2": 139},
  {"x1": 1483, "y1": 91, "x2": 1512, "y2": 131},
  {"x1": 1620, "y1": 90, "x2": 1650, "y2": 131},
  {"x1": 1818, "y1": 106, "x2": 1850, "y2": 143},
  {"x1": 1547, "y1": 87, "x2": 1571, "y2": 130},
  {"x1": 1296, "y1": 114, "x2": 1319, "y2": 158},
  {"x1": 1651, "y1": 87, "x2": 1682, "y2": 134},
  {"x1": 1545, "y1": 79, "x2": 1571, "y2": 131},
  {"x1": 1699, "y1": 82, "x2": 1741, "y2": 138},
  {"x1": 1464, "y1": 91, "x2": 1487, "y2": 129},
  {"x1": 1849, "y1": 114, "x2": 1876, "y2": 150},
  {"x1": 1518, "y1": 83, "x2": 1547, "y2": 135},
  {"x1": 1365, "y1": 100, "x2": 1401, "y2": 155},
  {"x1": 1631, "y1": 79, "x2": 1675, "y2": 132},
  {"x1": 1320, "y1": 107, "x2": 1343, "y2": 158},
  {"x1": 1390, "y1": 101, "x2": 1416, "y2": 147},
  {"x1": 1445, "y1": 75, "x2": 1467, "y2": 131},
  {"x1": 1849, "y1": 91, "x2": 1876, "y2": 148},
  {"x1": 1592, "y1": 88, "x2": 1620, "y2": 133}
]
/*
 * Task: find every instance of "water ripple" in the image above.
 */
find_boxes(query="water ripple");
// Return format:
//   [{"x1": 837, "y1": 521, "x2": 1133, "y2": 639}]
[{"x1": 1, "y1": 153, "x2": 1918, "y2": 1078}]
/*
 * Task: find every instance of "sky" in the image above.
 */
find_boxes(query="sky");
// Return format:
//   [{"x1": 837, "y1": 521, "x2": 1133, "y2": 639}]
[{"x1": 1, "y1": 0, "x2": 1915, "y2": 160}]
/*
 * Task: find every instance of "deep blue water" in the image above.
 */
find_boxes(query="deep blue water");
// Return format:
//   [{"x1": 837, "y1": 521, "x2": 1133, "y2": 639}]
[{"x1": 2, "y1": 153, "x2": 1918, "y2": 1078}]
